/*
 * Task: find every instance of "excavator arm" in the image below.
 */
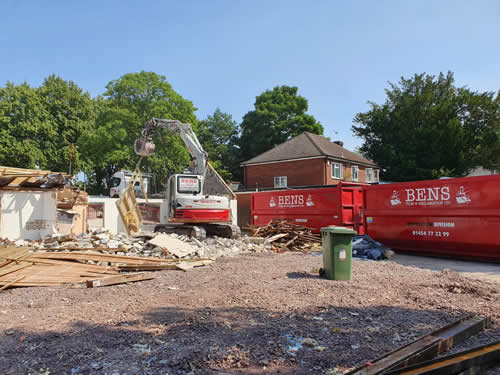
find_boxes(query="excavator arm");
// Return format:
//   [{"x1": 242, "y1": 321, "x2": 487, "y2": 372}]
[{"x1": 134, "y1": 118, "x2": 208, "y2": 176}]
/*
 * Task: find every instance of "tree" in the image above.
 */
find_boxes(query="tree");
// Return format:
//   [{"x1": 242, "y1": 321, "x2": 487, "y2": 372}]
[
  {"x1": 197, "y1": 108, "x2": 239, "y2": 181},
  {"x1": 78, "y1": 103, "x2": 138, "y2": 194},
  {"x1": 38, "y1": 75, "x2": 96, "y2": 173},
  {"x1": 79, "y1": 71, "x2": 198, "y2": 194},
  {"x1": 0, "y1": 76, "x2": 95, "y2": 173},
  {"x1": 238, "y1": 86, "x2": 323, "y2": 164},
  {"x1": 352, "y1": 72, "x2": 500, "y2": 181}
]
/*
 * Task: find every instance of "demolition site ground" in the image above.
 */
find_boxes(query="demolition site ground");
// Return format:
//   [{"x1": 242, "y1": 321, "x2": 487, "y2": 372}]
[{"x1": 1, "y1": 252, "x2": 499, "y2": 375}]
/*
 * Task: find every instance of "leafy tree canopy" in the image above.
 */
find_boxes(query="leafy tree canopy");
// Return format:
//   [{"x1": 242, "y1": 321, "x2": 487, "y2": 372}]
[
  {"x1": 239, "y1": 85, "x2": 323, "y2": 163},
  {"x1": 197, "y1": 108, "x2": 239, "y2": 181},
  {"x1": 352, "y1": 72, "x2": 500, "y2": 181},
  {"x1": 79, "y1": 71, "x2": 198, "y2": 194},
  {"x1": 0, "y1": 76, "x2": 95, "y2": 173}
]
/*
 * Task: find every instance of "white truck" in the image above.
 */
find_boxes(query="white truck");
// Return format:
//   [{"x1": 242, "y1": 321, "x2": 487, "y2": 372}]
[{"x1": 109, "y1": 170, "x2": 151, "y2": 198}]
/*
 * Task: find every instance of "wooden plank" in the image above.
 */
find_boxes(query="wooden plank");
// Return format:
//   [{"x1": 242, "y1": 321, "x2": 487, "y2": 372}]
[
  {"x1": 0, "y1": 262, "x2": 32, "y2": 277},
  {"x1": 15, "y1": 257, "x2": 119, "y2": 274},
  {"x1": 86, "y1": 272, "x2": 155, "y2": 288},
  {"x1": 175, "y1": 260, "x2": 213, "y2": 271},
  {"x1": 117, "y1": 264, "x2": 179, "y2": 271},
  {"x1": 390, "y1": 341, "x2": 500, "y2": 375},
  {"x1": 29, "y1": 252, "x2": 167, "y2": 264},
  {"x1": 348, "y1": 315, "x2": 491, "y2": 375},
  {"x1": 266, "y1": 233, "x2": 288, "y2": 242},
  {"x1": 176, "y1": 263, "x2": 194, "y2": 271},
  {"x1": 0, "y1": 276, "x2": 26, "y2": 290}
]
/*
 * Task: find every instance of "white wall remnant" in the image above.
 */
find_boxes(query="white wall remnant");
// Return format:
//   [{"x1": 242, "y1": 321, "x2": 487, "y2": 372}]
[
  {"x1": 0, "y1": 191, "x2": 57, "y2": 240},
  {"x1": 88, "y1": 197, "x2": 167, "y2": 234}
]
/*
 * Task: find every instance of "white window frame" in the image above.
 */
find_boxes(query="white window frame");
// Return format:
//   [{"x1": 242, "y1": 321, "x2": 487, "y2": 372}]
[
  {"x1": 274, "y1": 176, "x2": 287, "y2": 188},
  {"x1": 351, "y1": 166, "x2": 359, "y2": 181},
  {"x1": 366, "y1": 168, "x2": 373, "y2": 183},
  {"x1": 331, "y1": 162, "x2": 343, "y2": 179}
]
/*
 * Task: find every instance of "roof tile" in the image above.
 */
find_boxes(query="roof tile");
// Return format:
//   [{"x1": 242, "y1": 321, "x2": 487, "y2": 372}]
[{"x1": 241, "y1": 132, "x2": 377, "y2": 167}]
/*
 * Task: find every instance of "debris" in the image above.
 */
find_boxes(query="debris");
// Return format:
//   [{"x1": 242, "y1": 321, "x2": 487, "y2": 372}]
[
  {"x1": 346, "y1": 315, "x2": 491, "y2": 375},
  {"x1": 352, "y1": 235, "x2": 393, "y2": 260},
  {"x1": 302, "y1": 338, "x2": 319, "y2": 347},
  {"x1": 245, "y1": 221, "x2": 321, "y2": 252},
  {"x1": 148, "y1": 233, "x2": 196, "y2": 258},
  {"x1": 86, "y1": 273, "x2": 155, "y2": 288},
  {"x1": 0, "y1": 226, "x2": 273, "y2": 289},
  {"x1": 387, "y1": 340, "x2": 500, "y2": 375}
]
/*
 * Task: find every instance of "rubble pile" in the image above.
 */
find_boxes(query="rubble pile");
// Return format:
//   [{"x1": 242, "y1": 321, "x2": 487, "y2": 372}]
[
  {"x1": 245, "y1": 221, "x2": 321, "y2": 252},
  {"x1": 0, "y1": 228, "x2": 273, "y2": 263},
  {"x1": 0, "y1": 229, "x2": 275, "y2": 290}
]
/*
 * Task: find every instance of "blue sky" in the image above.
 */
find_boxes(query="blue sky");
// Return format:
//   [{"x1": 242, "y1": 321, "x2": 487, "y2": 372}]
[{"x1": 1, "y1": 0, "x2": 499, "y2": 151}]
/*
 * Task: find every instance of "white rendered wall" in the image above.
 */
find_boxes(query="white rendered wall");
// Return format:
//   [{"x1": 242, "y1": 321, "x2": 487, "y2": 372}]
[{"x1": 0, "y1": 191, "x2": 57, "y2": 240}]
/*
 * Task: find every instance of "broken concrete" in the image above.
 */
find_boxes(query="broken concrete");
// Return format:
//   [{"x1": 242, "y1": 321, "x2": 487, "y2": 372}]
[{"x1": 147, "y1": 233, "x2": 197, "y2": 258}]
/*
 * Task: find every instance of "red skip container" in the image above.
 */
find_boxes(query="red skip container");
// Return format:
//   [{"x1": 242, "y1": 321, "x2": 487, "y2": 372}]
[
  {"x1": 364, "y1": 175, "x2": 500, "y2": 262},
  {"x1": 251, "y1": 182, "x2": 365, "y2": 234}
]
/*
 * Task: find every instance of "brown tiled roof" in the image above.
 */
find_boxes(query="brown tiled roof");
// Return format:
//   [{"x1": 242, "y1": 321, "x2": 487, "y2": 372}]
[{"x1": 241, "y1": 132, "x2": 377, "y2": 167}]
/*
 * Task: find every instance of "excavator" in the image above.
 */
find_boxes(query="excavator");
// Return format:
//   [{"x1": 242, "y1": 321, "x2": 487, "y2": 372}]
[{"x1": 132, "y1": 118, "x2": 240, "y2": 239}]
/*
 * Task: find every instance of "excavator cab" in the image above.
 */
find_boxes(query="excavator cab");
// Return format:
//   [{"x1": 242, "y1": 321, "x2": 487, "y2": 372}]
[{"x1": 165, "y1": 174, "x2": 231, "y2": 223}]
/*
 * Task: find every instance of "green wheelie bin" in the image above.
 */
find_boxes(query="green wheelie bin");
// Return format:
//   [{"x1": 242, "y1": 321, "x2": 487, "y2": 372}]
[{"x1": 320, "y1": 226, "x2": 357, "y2": 280}]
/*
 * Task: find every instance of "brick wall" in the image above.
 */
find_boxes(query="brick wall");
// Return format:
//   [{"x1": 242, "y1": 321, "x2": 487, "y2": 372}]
[
  {"x1": 244, "y1": 158, "x2": 377, "y2": 188},
  {"x1": 244, "y1": 158, "x2": 326, "y2": 188},
  {"x1": 326, "y1": 161, "x2": 376, "y2": 184}
]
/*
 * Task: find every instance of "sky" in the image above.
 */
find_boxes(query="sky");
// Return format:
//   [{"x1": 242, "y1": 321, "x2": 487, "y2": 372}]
[{"x1": 1, "y1": 0, "x2": 499, "y2": 151}]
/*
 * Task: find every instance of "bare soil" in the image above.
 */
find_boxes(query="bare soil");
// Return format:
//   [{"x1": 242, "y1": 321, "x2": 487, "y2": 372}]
[{"x1": 1, "y1": 252, "x2": 499, "y2": 375}]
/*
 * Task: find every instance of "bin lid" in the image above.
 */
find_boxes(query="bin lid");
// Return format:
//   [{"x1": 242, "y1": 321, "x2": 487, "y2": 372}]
[{"x1": 320, "y1": 226, "x2": 357, "y2": 235}]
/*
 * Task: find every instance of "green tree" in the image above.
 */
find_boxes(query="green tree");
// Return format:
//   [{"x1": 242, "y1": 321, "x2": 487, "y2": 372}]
[
  {"x1": 78, "y1": 103, "x2": 137, "y2": 194},
  {"x1": 197, "y1": 108, "x2": 239, "y2": 181},
  {"x1": 239, "y1": 85, "x2": 323, "y2": 164},
  {"x1": 0, "y1": 76, "x2": 95, "y2": 173},
  {"x1": 39, "y1": 75, "x2": 96, "y2": 173},
  {"x1": 80, "y1": 71, "x2": 198, "y2": 194},
  {"x1": 352, "y1": 72, "x2": 500, "y2": 181}
]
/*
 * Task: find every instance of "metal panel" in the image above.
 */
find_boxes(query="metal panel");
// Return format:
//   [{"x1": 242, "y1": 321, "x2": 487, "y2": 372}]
[
  {"x1": 251, "y1": 183, "x2": 365, "y2": 233},
  {"x1": 364, "y1": 175, "x2": 500, "y2": 262}
]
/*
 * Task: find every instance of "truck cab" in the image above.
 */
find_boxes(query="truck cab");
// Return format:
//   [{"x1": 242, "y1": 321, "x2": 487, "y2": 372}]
[{"x1": 110, "y1": 170, "x2": 149, "y2": 198}]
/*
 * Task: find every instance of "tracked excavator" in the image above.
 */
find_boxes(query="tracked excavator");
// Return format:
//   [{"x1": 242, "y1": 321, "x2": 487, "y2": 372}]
[{"x1": 133, "y1": 118, "x2": 240, "y2": 239}]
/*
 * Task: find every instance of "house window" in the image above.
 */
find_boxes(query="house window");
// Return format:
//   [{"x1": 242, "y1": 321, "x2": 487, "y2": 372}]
[
  {"x1": 351, "y1": 166, "x2": 359, "y2": 181},
  {"x1": 375, "y1": 169, "x2": 379, "y2": 182},
  {"x1": 331, "y1": 162, "x2": 343, "y2": 179},
  {"x1": 274, "y1": 176, "x2": 287, "y2": 188},
  {"x1": 366, "y1": 168, "x2": 374, "y2": 182}
]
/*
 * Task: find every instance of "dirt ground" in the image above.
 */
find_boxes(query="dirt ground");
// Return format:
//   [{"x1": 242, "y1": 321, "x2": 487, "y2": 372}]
[
  {"x1": 394, "y1": 253, "x2": 500, "y2": 284},
  {"x1": 1, "y1": 252, "x2": 499, "y2": 375}
]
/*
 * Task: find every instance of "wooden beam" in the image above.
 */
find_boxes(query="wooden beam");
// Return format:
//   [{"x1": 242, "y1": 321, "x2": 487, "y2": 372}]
[
  {"x1": 86, "y1": 272, "x2": 155, "y2": 288},
  {"x1": 0, "y1": 276, "x2": 26, "y2": 291}
]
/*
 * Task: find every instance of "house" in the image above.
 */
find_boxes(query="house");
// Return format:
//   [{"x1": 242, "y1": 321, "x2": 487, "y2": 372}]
[{"x1": 240, "y1": 132, "x2": 379, "y2": 189}]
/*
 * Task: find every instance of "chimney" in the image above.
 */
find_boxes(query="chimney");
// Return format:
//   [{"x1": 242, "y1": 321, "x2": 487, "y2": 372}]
[{"x1": 334, "y1": 140, "x2": 344, "y2": 147}]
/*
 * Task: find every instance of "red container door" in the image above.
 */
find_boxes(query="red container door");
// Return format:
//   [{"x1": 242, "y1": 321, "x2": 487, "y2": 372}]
[{"x1": 340, "y1": 185, "x2": 365, "y2": 234}]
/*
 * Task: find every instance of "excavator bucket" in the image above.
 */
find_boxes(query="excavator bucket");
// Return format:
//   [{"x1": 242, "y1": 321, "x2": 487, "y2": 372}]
[{"x1": 134, "y1": 137, "x2": 156, "y2": 157}]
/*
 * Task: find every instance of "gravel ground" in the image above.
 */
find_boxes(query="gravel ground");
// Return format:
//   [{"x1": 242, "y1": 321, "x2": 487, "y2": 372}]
[{"x1": 0, "y1": 252, "x2": 498, "y2": 375}]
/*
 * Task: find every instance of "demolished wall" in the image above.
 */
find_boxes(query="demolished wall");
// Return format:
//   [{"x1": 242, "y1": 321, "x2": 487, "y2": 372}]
[{"x1": 0, "y1": 191, "x2": 57, "y2": 240}]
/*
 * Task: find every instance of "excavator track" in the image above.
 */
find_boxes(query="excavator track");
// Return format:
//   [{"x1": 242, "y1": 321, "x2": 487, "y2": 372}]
[
  {"x1": 154, "y1": 224, "x2": 207, "y2": 240},
  {"x1": 204, "y1": 224, "x2": 241, "y2": 239},
  {"x1": 154, "y1": 223, "x2": 240, "y2": 240}
]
